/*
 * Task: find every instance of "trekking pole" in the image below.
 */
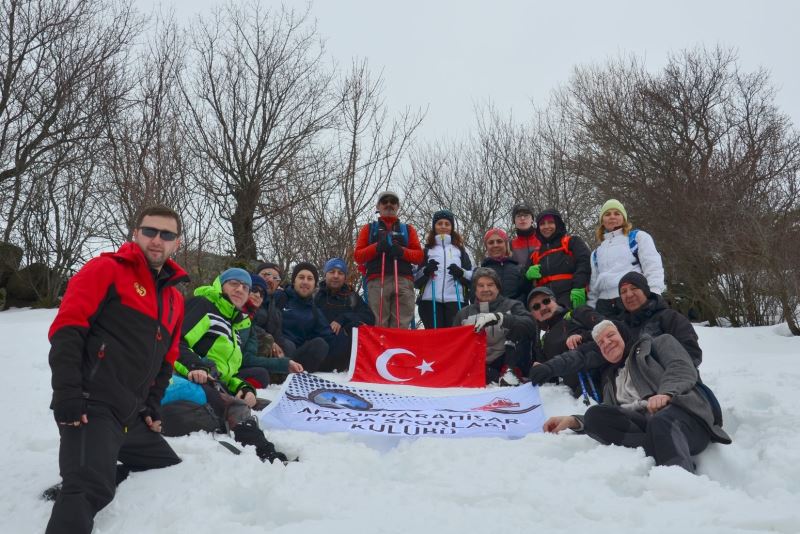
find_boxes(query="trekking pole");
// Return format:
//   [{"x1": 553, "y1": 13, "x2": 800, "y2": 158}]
[
  {"x1": 577, "y1": 371, "x2": 591, "y2": 406},
  {"x1": 454, "y1": 278, "x2": 462, "y2": 311},
  {"x1": 431, "y1": 274, "x2": 438, "y2": 329},
  {"x1": 378, "y1": 252, "x2": 386, "y2": 326},
  {"x1": 586, "y1": 373, "x2": 601, "y2": 403},
  {"x1": 393, "y1": 257, "x2": 401, "y2": 328}
]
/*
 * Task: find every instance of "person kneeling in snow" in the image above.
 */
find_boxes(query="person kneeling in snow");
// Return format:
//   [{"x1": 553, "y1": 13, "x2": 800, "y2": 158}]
[{"x1": 533, "y1": 320, "x2": 730, "y2": 473}]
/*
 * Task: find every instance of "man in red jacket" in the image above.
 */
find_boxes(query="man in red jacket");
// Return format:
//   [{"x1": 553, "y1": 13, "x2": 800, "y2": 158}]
[
  {"x1": 354, "y1": 191, "x2": 423, "y2": 328},
  {"x1": 45, "y1": 205, "x2": 188, "y2": 534}
]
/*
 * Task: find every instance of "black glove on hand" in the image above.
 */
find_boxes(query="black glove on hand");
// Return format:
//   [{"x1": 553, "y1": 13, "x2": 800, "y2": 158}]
[
  {"x1": 376, "y1": 236, "x2": 391, "y2": 254},
  {"x1": 447, "y1": 264, "x2": 465, "y2": 280},
  {"x1": 390, "y1": 243, "x2": 404, "y2": 258},
  {"x1": 53, "y1": 398, "x2": 86, "y2": 425},
  {"x1": 423, "y1": 259, "x2": 439, "y2": 276},
  {"x1": 528, "y1": 364, "x2": 554, "y2": 385}
]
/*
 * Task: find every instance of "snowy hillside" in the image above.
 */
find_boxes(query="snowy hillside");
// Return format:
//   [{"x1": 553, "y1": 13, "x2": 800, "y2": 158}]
[{"x1": 1, "y1": 308, "x2": 798, "y2": 534}]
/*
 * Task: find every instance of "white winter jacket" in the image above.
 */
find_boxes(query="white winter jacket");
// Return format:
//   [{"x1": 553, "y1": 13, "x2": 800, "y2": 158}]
[
  {"x1": 414, "y1": 234, "x2": 473, "y2": 303},
  {"x1": 588, "y1": 228, "x2": 665, "y2": 306}
]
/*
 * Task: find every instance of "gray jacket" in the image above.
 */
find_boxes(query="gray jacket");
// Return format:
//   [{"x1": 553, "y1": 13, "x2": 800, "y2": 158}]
[{"x1": 453, "y1": 295, "x2": 537, "y2": 362}]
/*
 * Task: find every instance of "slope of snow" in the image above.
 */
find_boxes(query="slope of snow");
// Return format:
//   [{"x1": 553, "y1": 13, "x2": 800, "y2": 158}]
[{"x1": 1, "y1": 308, "x2": 798, "y2": 534}]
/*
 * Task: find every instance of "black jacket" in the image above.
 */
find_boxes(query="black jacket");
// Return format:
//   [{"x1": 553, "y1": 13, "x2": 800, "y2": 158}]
[
  {"x1": 314, "y1": 282, "x2": 375, "y2": 334},
  {"x1": 621, "y1": 294, "x2": 702, "y2": 366},
  {"x1": 481, "y1": 256, "x2": 525, "y2": 302},
  {"x1": 532, "y1": 209, "x2": 591, "y2": 308}
]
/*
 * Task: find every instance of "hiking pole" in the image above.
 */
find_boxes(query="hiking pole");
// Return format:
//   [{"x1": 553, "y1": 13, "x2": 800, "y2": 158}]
[
  {"x1": 379, "y1": 252, "x2": 386, "y2": 326},
  {"x1": 586, "y1": 373, "x2": 601, "y2": 403},
  {"x1": 577, "y1": 371, "x2": 591, "y2": 406},
  {"x1": 454, "y1": 278, "x2": 462, "y2": 311},
  {"x1": 431, "y1": 274, "x2": 438, "y2": 329},
  {"x1": 393, "y1": 257, "x2": 401, "y2": 328}
]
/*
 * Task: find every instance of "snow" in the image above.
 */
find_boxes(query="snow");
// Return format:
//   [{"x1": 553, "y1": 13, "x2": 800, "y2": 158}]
[{"x1": 1, "y1": 308, "x2": 799, "y2": 534}]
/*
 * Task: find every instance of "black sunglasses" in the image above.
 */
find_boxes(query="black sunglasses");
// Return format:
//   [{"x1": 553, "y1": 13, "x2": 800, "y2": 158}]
[
  {"x1": 138, "y1": 226, "x2": 178, "y2": 241},
  {"x1": 530, "y1": 298, "x2": 552, "y2": 311},
  {"x1": 380, "y1": 197, "x2": 399, "y2": 205}
]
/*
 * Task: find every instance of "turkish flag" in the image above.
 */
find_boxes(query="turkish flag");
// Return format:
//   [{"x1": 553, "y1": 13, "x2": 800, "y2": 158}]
[{"x1": 348, "y1": 325, "x2": 486, "y2": 388}]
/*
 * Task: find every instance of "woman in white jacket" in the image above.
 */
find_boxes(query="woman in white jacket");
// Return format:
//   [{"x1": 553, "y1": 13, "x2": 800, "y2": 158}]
[
  {"x1": 588, "y1": 199, "x2": 665, "y2": 317},
  {"x1": 414, "y1": 210, "x2": 473, "y2": 329}
]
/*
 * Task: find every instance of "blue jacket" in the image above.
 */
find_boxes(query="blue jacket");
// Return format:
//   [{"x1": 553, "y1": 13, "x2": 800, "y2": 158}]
[{"x1": 275, "y1": 287, "x2": 335, "y2": 347}]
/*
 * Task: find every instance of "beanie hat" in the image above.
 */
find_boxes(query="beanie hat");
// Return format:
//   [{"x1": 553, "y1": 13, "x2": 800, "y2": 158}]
[
  {"x1": 323, "y1": 257, "x2": 347, "y2": 275},
  {"x1": 472, "y1": 267, "x2": 502, "y2": 292},
  {"x1": 249, "y1": 273, "x2": 269, "y2": 295},
  {"x1": 255, "y1": 261, "x2": 282, "y2": 278},
  {"x1": 291, "y1": 262, "x2": 319, "y2": 286},
  {"x1": 219, "y1": 268, "x2": 252, "y2": 289},
  {"x1": 618, "y1": 271, "x2": 650, "y2": 297},
  {"x1": 432, "y1": 209, "x2": 455, "y2": 230},
  {"x1": 483, "y1": 227, "x2": 509, "y2": 242},
  {"x1": 599, "y1": 199, "x2": 628, "y2": 224},
  {"x1": 512, "y1": 203, "x2": 534, "y2": 219}
]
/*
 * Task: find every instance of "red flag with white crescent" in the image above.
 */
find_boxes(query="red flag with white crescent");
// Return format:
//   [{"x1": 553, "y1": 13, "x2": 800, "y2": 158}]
[{"x1": 348, "y1": 325, "x2": 486, "y2": 388}]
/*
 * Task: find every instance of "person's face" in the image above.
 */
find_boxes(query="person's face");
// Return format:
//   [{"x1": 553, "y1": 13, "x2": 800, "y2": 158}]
[
  {"x1": 325, "y1": 268, "x2": 346, "y2": 290},
  {"x1": 434, "y1": 219, "x2": 452, "y2": 235},
  {"x1": 602, "y1": 209, "x2": 625, "y2": 232},
  {"x1": 485, "y1": 235, "x2": 508, "y2": 258},
  {"x1": 620, "y1": 283, "x2": 648, "y2": 312},
  {"x1": 222, "y1": 280, "x2": 250, "y2": 309},
  {"x1": 133, "y1": 215, "x2": 181, "y2": 271},
  {"x1": 258, "y1": 268, "x2": 281, "y2": 294},
  {"x1": 529, "y1": 294, "x2": 557, "y2": 322},
  {"x1": 538, "y1": 218, "x2": 557, "y2": 239},
  {"x1": 475, "y1": 277, "x2": 499, "y2": 303},
  {"x1": 377, "y1": 196, "x2": 399, "y2": 218},
  {"x1": 596, "y1": 325, "x2": 625, "y2": 363},
  {"x1": 294, "y1": 270, "x2": 316, "y2": 297},
  {"x1": 248, "y1": 287, "x2": 264, "y2": 308},
  {"x1": 514, "y1": 212, "x2": 533, "y2": 231}
]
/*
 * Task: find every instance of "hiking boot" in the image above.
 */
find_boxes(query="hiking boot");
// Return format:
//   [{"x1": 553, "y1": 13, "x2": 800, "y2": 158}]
[
  {"x1": 41, "y1": 483, "x2": 62, "y2": 502},
  {"x1": 499, "y1": 369, "x2": 520, "y2": 387}
]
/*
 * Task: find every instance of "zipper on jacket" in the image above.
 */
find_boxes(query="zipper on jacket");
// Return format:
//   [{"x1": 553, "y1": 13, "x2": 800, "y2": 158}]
[{"x1": 88, "y1": 342, "x2": 106, "y2": 380}]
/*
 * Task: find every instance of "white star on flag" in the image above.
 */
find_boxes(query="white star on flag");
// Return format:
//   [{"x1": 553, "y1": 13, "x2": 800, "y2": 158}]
[{"x1": 416, "y1": 360, "x2": 435, "y2": 375}]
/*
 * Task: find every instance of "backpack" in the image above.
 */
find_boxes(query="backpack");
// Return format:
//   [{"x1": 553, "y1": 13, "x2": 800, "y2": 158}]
[
  {"x1": 592, "y1": 229, "x2": 640, "y2": 269},
  {"x1": 160, "y1": 401, "x2": 223, "y2": 437},
  {"x1": 369, "y1": 220, "x2": 409, "y2": 246}
]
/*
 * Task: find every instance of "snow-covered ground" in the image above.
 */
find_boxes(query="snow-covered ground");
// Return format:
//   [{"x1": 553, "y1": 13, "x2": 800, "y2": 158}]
[{"x1": 1, "y1": 308, "x2": 798, "y2": 534}]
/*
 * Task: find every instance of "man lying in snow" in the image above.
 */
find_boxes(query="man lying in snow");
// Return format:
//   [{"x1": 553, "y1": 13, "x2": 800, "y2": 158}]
[{"x1": 530, "y1": 320, "x2": 730, "y2": 472}]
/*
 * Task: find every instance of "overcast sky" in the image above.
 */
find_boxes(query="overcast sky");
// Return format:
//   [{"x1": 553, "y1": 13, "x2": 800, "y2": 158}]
[{"x1": 142, "y1": 0, "x2": 800, "y2": 142}]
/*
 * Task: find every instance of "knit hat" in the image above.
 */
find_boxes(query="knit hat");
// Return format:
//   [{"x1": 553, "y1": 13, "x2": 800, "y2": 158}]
[
  {"x1": 599, "y1": 199, "x2": 628, "y2": 224},
  {"x1": 432, "y1": 209, "x2": 455, "y2": 230},
  {"x1": 255, "y1": 261, "x2": 282, "y2": 278},
  {"x1": 618, "y1": 271, "x2": 650, "y2": 297},
  {"x1": 483, "y1": 227, "x2": 509, "y2": 242},
  {"x1": 526, "y1": 286, "x2": 556, "y2": 307},
  {"x1": 291, "y1": 262, "x2": 319, "y2": 285},
  {"x1": 219, "y1": 268, "x2": 251, "y2": 289},
  {"x1": 323, "y1": 257, "x2": 347, "y2": 275},
  {"x1": 472, "y1": 267, "x2": 502, "y2": 292},
  {"x1": 249, "y1": 273, "x2": 269, "y2": 295},
  {"x1": 377, "y1": 190, "x2": 400, "y2": 204},
  {"x1": 512, "y1": 203, "x2": 533, "y2": 219}
]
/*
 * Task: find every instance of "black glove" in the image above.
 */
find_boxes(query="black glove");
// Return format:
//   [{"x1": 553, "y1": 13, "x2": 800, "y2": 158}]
[
  {"x1": 423, "y1": 259, "x2": 439, "y2": 276},
  {"x1": 390, "y1": 243, "x2": 404, "y2": 258},
  {"x1": 376, "y1": 236, "x2": 391, "y2": 254},
  {"x1": 447, "y1": 264, "x2": 465, "y2": 280},
  {"x1": 53, "y1": 398, "x2": 86, "y2": 425},
  {"x1": 528, "y1": 364, "x2": 554, "y2": 385}
]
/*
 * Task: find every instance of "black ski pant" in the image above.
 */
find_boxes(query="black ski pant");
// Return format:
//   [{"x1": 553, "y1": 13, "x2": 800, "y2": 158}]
[
  {"x1": 282, "y1": 337, "x2": 327, "y2": 373},
  {"x1": 583, "y1": 404, "x2": 711, "y2": 472},
  {"x1": 418, "y1": 300, "x2": 460, "y2": 330},
  {"x1": 319, "y1": 331, "x2": 353, "y2": 372},
  {"x1": 594, "y1": 298, "x2": 624, "y2": 319},
  {"x1": 46, "y1": 403, "x2": 181, "y2": 534}
]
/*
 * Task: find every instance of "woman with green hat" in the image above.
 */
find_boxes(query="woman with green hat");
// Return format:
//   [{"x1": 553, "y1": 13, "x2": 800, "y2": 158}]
[{"x1": 587, "y1": 199, "x2": 665, "y2": 318}]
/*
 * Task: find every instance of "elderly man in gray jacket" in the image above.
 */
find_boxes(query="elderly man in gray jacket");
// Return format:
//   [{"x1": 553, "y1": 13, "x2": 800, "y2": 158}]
[{"x1": 533, "y1": 320, "x2": 730, "y2": 472}]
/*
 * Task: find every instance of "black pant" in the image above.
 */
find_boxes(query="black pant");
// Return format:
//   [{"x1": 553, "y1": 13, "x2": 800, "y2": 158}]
[
  {"x1": 46, "y1": 403, "x2": 181, "y2": 534},
  {"x1": 594, "y1": 298, "x2": 624, "y2": 319},
  {"x1": 238, "y1": 366, "x2": 271, "y2": 388},
  {"x1": 319, "y1": 332, "x2": 353, "y2": 372},
  {"x1": 282, "y1": 337, "x2": 328, "y2": 373},
  {"x1": 583, "y1": 404, "x2": 711, "y2": 472},
  {"x1": 418, "y1": 300, "x2": 461, "y2": 329}
]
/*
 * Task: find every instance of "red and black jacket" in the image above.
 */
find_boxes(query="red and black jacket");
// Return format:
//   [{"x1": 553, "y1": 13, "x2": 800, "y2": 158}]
[{"x1": 48, "y1": 242, "x2": 189, "y2": 424}]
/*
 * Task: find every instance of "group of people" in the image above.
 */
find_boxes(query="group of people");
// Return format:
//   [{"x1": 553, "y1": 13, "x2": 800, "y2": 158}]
[{"x1": 45, "y1": 193, "x2": 728, "y2": 533}]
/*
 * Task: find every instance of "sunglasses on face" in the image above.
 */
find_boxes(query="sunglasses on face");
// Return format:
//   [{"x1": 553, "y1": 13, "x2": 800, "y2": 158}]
[
  {"x1": 138, "y1": 226, "x2": 178, "y2": 241},
  {"x1": 380, "y1": 197, "x2": 399, "y2": 205},
  {"x1": 530, "y1": 298, "x2": 552, "y2": 311}
]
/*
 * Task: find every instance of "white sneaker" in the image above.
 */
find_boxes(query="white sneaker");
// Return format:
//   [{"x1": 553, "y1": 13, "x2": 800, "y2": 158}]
[{"x1": 499, "y1": 369, "x2": 520, "y2": 387}]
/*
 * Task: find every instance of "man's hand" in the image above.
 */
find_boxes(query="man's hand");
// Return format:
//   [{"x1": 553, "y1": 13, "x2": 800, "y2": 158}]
[
  {"x1": 288, "y1": 360, "x2": 304, "y2": 374},
  {"x1": 330, "y1": 321, "x2": 342, "y2": 335},
  {"x1": 272, "y1": 343, "x2": 285, "y2": 357},
  {"x1": 565, "y1": 334, "x2": 583, "y2": 350},
  {"x1": 53, "y1": 398, "x2": 88, "y2": 427},
  {"x1": 543, "y1": 416, "x2": 580, "y2": 434},
  {"x1": 647, "y1": 394, "x2": 672, "y2": 414},
  {"x1": 376, "y1": 235, "x2": 391, "y2": 254},
  {"x1": 390, "y1": 243, "x2": 404, "y2": 258},
  {"x1": 473, "y1": 312, "x2": 503, "y2": 332},
  {"x1": 187, "y1": 369, "x2": 209, "y2": 384},
  {"x1": 528, "y1": 363, "x2": 553, "y2": 385},
  {"x1": 141, "y1": 405, "x2": 162, "y2": 433},
  {"x1": 237, "y1": 389, "x2": 257, "y2": 408}
]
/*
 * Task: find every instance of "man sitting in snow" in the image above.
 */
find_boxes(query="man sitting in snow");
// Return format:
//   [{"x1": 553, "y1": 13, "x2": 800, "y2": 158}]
[{"x1": 531, "y1": 320, "x2": 730, "y2": 473}]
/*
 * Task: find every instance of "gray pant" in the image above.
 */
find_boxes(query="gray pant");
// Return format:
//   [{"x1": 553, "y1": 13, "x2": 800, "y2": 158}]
[{"x1": 367, "y1": 276, "x2": 415, "y2": 328}]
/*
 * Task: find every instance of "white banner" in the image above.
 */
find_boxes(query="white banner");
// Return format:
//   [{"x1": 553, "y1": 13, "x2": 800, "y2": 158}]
[{"x1": 260, "y1": 373, "x2": 546, "y2": 439}]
